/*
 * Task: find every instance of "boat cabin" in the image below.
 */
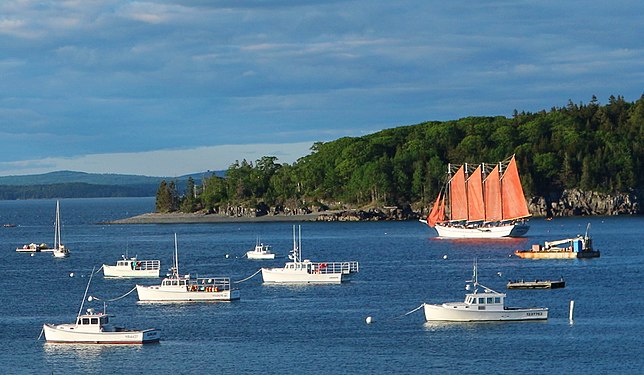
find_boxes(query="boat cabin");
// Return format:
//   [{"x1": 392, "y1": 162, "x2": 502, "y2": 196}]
[
  {"x1": 460, "y1": 290, "x2": 506, "y2": 311},
  {"x1": 116, "y1": 259, "x2": 160, "y2": 270},
  {"x1": 71, "y1": 309, "x2": 115, "y2": 332}
]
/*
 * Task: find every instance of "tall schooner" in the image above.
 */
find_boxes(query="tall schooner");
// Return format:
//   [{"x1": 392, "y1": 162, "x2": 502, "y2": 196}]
[{"x1": 421, "y1": 155, "x2": 531, "y2": 238}]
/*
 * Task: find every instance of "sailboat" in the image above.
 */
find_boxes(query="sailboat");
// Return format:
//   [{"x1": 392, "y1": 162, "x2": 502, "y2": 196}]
[
  {"x1": 420, "y1": 155, "x2": 531, "y2": 238},
  {"x1": 52, "y1": 200, "x2": 70, "y2": 258}
]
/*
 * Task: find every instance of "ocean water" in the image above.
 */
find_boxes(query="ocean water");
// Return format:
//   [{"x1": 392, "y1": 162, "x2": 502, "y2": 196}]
[{"x1": 0, "y1": 198, "x2": 642, "y2": 374}]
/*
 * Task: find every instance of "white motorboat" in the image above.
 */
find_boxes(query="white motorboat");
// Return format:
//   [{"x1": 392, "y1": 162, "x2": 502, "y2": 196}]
[
  {"x1": 51, "y1": 200, "x2": 70, "y2": 258},
  {"x1": 136, "y1": 234, "x2": 240, "y2": 302},
  {"x1": 43, "y1": 269, "x2": 160, "y2": 344},
  {"x1": 103, "y1": 256, "x2": 161, "y2": 278},
  {"x1": 246, "y1": 239, "x2": 276, "y2": 260},
  {"x1": 423, "y1": 260, "x2": 548, "y2": 322},
  {"x1": 261, "y1": 225, "x2": 359, "y2": 284}
]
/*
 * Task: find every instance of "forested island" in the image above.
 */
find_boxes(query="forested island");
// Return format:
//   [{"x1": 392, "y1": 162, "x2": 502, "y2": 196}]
[{"x1": 155, "y1": 94, "x2": 643, "y2": 220}]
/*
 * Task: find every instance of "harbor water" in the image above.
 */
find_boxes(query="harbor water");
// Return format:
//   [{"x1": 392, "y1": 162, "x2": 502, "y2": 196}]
[{"x1": 0, "y1": 198, "x2": 642, "y2": 374}]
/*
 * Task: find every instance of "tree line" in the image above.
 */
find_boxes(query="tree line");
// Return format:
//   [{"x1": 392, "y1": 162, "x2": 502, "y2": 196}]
[{"x1": 156, "y1": 94, "x2": 644, "y2": 213}]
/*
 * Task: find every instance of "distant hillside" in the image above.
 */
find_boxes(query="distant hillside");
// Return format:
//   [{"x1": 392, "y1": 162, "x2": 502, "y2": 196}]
[{"x1": 0, "y1": 170, "x2": 224, "y2": 200}]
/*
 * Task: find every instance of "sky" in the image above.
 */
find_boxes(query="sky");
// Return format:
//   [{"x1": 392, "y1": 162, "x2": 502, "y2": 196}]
[{"x1": 1, "y1": 0, "x2": 643, "y2": 177}]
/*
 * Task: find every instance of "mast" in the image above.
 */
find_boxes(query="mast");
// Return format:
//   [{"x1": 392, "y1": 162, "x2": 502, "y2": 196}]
[
  {"x1": 174, "y1": 233, "x2": 179, "y2": 276},
  {"x1": 77, "y1": 266, "x2": 96, "y2": 321},
  {"x1": 54, "y1": 200, "x2": 61, "y2": 248}
]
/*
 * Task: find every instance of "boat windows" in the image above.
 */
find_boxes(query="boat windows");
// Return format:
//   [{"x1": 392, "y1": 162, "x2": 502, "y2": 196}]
[
  {"x1": 91, "y1": 318, "x2": 99, "y2": 325},
  {"x1": 478, "y1": 297, "x2": 485, "y2": 304},
  {"x1": 494, "y1": 297, "x2": 501, "y2": 304},
  {"x1": 82, "y1": 318, "x2": 90, "y2": 325},
  {"x1": 486, "y1": 297, "x2": 493, "y2": 304}
]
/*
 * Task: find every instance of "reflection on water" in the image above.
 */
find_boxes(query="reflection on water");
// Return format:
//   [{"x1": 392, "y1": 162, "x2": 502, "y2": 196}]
[{"x1": 43, "y1": 343, "x2": 146, "y2": 371}]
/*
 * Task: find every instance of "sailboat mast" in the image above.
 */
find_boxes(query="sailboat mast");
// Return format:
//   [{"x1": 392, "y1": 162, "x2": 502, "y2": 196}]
[
  {"x1": 54, "y1": 200, "x2": 61, "y2": 248},
  {"x1": 481, "y1": 163, "x2": 486, "y2": 221},
  {"x1": 498, "y1": 160, "x2": 504, "y2": 220},
  {"x1": 464, "y1": 163, "x2": 469, "y2": 221},
  {"x1": 447, "y1": 163, "x2": 452, "y2": 221}
]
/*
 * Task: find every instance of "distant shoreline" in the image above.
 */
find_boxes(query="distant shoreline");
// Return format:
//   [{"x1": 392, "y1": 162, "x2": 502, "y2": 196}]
[{"x1": 107, "y1": 212, "x2": 321, "y2": 224}]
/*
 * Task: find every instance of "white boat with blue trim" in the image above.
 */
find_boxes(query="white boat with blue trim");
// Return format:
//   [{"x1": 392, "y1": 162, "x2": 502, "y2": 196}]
[{"x1": 423, "y1": 261, "x2": 548, "y2": 322}]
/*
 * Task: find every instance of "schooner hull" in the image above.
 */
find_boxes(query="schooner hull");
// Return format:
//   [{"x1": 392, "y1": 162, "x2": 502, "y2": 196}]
[{"x1": 433, "y1": 222, "x2": 529, "y2": 238}]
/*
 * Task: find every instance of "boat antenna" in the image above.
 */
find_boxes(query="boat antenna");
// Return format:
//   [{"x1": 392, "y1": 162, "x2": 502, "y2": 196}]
[
  {"x1": 174, "y1": 233, "x2": 179, "y2": 276},
  {"x1": 467, "y1": 258, "x2": 479, "y2": 289},
  {"x1": 77, "y1": 266, "x2": 96, "y2": 321},
  {"x1": 585, "y1": 223, "x2": 591, "y2": 239}
]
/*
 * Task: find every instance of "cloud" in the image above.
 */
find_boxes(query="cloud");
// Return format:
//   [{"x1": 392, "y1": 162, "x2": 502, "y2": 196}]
[
  {"x1": 1, "y1": 0, "x2": 643, "y2": 177},
  {"x1": 0, "y1": 142, "x2": 316, "y2": 177}
]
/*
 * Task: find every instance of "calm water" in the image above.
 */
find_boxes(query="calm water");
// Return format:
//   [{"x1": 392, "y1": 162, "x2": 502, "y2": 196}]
[{"x1": 0, "y1": 198, "x2": 642, "y2": 374}]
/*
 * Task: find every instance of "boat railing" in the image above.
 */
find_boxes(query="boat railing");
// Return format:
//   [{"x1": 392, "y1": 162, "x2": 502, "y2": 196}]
[
  {"x1": 313, "y1": 261, "x2": 359, "y2": 274},
  {"x1": 132, "y1": 260, "x2": 161, "y2": 270},
  {"x1": 189, "y1": 277, "x2": 233, "y2": 292}
]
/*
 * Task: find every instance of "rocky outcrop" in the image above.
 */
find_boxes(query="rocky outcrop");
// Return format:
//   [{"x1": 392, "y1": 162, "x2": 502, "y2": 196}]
[
  {"x1": 528, "y1": 189, "x2": 640, "y2": 217},
  {"x1": 207, "y1": 189, "x2": 639, "y2": 221},
  {"x1": 314, "y1": 205, "x2": 419, "y2": 222}
]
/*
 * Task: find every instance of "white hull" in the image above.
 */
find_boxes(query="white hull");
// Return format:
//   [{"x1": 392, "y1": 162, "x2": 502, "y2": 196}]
[
  {"x1": 246, "y1": 251, "x2": 275, "y2": 260},
  {"x1": 136, "y1": 285, "x2": 240, "y2": 302},
  {"x1": 52, "y1": 249, "x2": 69, "y2": 258},
  {"x1": 103, "y1": 265, "x2": 160, "y2": 278},
  {"x1": 43, "y1": 324, "x2": 160, "y2": 344},
  {"x1": 423, "y1": 303, "x2": 548, "y2": 322},
  {"x1": 261, "y1": 268, "x2": 349, "y2": 284},
  {"x1": 432, "y1": 222, "x2": 529, "y2": 238}
]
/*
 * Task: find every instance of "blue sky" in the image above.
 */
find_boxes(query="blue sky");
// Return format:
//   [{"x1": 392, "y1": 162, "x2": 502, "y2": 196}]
[{"x1": 1, "y1": 0, "x2": 642, "y2": 177}]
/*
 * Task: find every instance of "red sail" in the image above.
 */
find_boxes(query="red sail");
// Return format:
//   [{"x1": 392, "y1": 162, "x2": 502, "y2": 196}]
[
  {"x1": 449, "y1": 166, "x2": 467, "y2": 221},
  {"x1": 484, "y1": 165, "x2": 502, "y2": 222},
  {"x1": 427, "y1": 192, "x2": 444, "y2": 227},
  {"x1": 467, "y1": 166, "x2": 485, "y2": 221},
  {"x1": 501, "y1": 156, "x2": 531, "y2": 220}
]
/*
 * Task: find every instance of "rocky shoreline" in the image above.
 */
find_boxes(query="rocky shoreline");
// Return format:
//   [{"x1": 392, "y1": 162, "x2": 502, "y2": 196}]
[{"x1": 108, "y1": 188, "x2": 640, "y2": 224}]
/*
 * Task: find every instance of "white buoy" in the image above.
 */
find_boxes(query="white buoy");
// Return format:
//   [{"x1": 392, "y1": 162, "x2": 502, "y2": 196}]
[
  {"x1": 88, "y1": 296, "x2": 93, "y2": 302},
  {"x1": 69, "y1": 272, "x2": 74, "y2": 277},
  {"x1": 225, "y1": 254, "x2": 230, "y2": 259},
  {"x1": 443, "y1": 254, "x2": 448, "y2": 260},
  {"x1": 365, "y1": 316, "x2": 373, "y2": 324},
  {"x1": 30, "y1": 253, "x2": 35, "y2": 257},
  {"x1": 569, "y1": 300, "x2": 575, "y2": 323},
  {"x1": 497, "y1": 272, "x2": 503, "y2": 277}
]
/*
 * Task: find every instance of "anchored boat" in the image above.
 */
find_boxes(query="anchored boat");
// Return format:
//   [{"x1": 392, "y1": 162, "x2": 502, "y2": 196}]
[
  {"x1": 514, "y1": 224, "x2": 600, "y2": 259},
  {"x1": 16, "y1": 243, "x2": 49, "y2": 253},
  {"x1": 423, "y1": 260, "x2": 548, "y2": 322},
  {"x1": 246, "y1": 239, "x2": 276, "y2": 260},
  {"x1": 51, "y1": 200, "x2": 70, "y2": 258},
  {"x1": 421, "y1": 155, "x2": 531, "y2": 238},
  {"x1": 136, "y1": 234, "x2": 240, "y2": 302},
  {"x1": 507, "y1": 278, "x2": 565, "y2": 289},
  {"x1": 261, "y1": 225, "x2": 359, "y2": 284},
  {"x1": 43, "y1": 270, "x2": 160, "y2": 344},
  {"x1": 103, "y1": 256, "x2": 161, "y2": 278}
]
